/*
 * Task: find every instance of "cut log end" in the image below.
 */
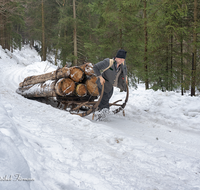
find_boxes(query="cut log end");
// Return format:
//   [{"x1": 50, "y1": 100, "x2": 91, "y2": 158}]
[
  {"x1": 79, "y1": 63, "x2": 95, "y2": 76},
  {"x1": 85, "y1": 76, "x2": 99, "y2": 96},
  {"x1": 76, "y1": 84, "x2": 87, "y2": 97},
  {"x1": 55, "y1": 78, "x2": 75, "y2": 96},
  {"x1": 69, "y1": 67, "x2": 85, "y2": 82}
]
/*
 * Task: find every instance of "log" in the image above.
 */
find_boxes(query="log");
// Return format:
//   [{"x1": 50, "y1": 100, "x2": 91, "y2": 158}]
[
  {"x1": 76, "y1": 84, "x2": 87, "y2": 97},
  {"x1": 69, "y1": 66, "x2": 85, "y2": 82},
  {"x1": 17, "y1": 63, "x2": 99, "y2": 99},
  {"x1": 19, "y1": 67, "x2": 70, "y2": 87},
  {"x1": 79, "y1": 63, "x2": 95, "y2": 76},
  {"x1": 85, "y1": 76, "x2": 99, "y2": 96},
  {"x1": 55, "y1": 78, "x2": 76, "y2": 96},
  {"x1": 17, "y1": 80, "x2": 57, "y2": 98}
]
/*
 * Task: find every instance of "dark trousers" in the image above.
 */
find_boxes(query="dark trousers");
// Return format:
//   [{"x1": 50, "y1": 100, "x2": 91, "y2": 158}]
[{"x1": 98, "y1": 86, "x2": 113, "y2": 110}]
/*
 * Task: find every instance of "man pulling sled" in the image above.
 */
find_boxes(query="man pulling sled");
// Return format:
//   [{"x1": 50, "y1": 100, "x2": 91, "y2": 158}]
[
  {"x1": 93, "y1": 49, "x2": 128, "y2": 119},
  {"x1": 16, "y1": 49, "x2": 129, "y2": 119}
]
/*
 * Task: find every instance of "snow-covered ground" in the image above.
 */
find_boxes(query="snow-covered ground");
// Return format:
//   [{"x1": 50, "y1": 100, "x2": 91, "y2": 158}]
[{"x1": 0, "y1": 45, "x2": 200, "y2": 190}]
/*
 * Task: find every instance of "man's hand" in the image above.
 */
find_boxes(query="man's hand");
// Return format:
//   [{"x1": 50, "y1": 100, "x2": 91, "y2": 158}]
[{"x1": 99, "y1": 76, "x2": 105, "y2": 85}]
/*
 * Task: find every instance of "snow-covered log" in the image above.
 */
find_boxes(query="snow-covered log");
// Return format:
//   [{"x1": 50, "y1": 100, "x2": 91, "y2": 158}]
[
  {"x1": 19, "y1": 67, "x2": 70, "y2": 87},
  {"x1": 17, "y1": 80, "x2": 57, "y2": 98}
]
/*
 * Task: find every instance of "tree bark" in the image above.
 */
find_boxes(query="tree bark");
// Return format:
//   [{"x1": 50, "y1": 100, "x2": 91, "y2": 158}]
[
  {"x1": 0, "y1": 0, "x2": 6, "y2": 49},
  {"x1": 73, "y1": 0, "x2": 77, "y2": 65},
  {"x1": 19, "y1": 67, "x2": 70, "y2": 87},
  {"x1": 180, "y1": 5, "x2": 184, "y2": 96},
  {"x1": 191, "y1": 0, "x2": 197, "y2": 96},
  {"x1": 144, "y1": 0, "x2": 149, "y2": 90},
  {"x1": 170, "y1": 34, "x2": 173, "y2": 91},
  {"x1": 41, "y1": 0, "x2": 46, "y2": 61},
  {"x1": 17, "y1": 80, "x2": 57, "y2": 98},
  {"x1": 166, "y1": 39, "x2": 169, "y2": 91},
  {"x1": 0, "y1": 12, "x2": 4, "y2": 48}
]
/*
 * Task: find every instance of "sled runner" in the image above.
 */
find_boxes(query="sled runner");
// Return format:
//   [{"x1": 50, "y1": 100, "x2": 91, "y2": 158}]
[{"x1": 16, "y1": 63, "x2": 129, "y2": 119}]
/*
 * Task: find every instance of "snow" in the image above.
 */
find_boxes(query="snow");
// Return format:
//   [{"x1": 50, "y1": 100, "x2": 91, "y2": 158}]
[{"x1": 0, "y1": 45, "x2": 200, "y2": 190}]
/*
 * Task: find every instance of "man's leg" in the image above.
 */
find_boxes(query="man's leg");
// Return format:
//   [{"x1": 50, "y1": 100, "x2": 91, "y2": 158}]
[{"x1": 98, "y1": 87, "x2": 113, "y2": 110}]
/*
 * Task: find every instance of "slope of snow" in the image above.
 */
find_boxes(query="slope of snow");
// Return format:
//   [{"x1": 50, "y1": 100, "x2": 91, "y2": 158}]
[{"x1": 0, "y1": 45, "x2": 200, "y2": 190}]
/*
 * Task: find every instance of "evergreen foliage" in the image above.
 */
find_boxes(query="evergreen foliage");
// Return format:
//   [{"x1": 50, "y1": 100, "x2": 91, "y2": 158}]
[{"x1": 0, "y1": 0, "x2": 199, "y2": 95}]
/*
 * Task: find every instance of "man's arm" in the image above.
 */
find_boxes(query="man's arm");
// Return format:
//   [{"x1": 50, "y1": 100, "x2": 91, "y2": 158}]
[
  {"x1": 93, "y1": 58, "x2": 110, "y2": 76},
  {"x1": 93, "y1": 58, "x2": 110, "y2": 85}
]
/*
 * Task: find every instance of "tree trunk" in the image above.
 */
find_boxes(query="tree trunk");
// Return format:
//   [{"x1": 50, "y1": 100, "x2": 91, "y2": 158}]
[
  {"x1": 166, "y1": 39, "x2": 169, "y2": 91},
  {"x1": 170, "y1": 34, "x2": 173, "y2": 91},
  {"x1": 0, "y1": 12, "x2": 4, "y2": 48},
  {"x1": 191, "y1": 0, "x2": 197, "y2": 96},
  {"x1": 41, "y1": 0, "x2": 46, "y2": 61},
  {"x1": 5, "y1": 23, "x2": 10, "y2": 51},
  {"x1": 181, "y1": 37, "x2": 184, "y2": 95},
  {"x1": 144, "y1": 0, "x2": 149, "y2": 90},
  {"x1": 73, "y1": 0, "x2": 77, "y2": 65}
]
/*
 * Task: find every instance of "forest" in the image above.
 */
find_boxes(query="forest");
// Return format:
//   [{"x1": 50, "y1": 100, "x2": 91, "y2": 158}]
[{"x1": 0, "y1": 0, "x2": 199, "y2": 95}]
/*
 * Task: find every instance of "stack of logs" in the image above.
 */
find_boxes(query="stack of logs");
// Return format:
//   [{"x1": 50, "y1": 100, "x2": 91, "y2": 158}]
[{"x1": 16, "y1": 63, "x2": 99, "y2": 99}]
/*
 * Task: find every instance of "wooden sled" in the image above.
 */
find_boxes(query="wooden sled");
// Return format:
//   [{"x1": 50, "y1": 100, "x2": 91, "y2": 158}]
[{"x1": 56, "y1": 83, "x2": 129, "y2": 119}]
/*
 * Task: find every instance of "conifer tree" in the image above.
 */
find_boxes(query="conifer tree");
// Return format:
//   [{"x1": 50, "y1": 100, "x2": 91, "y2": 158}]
[{"x1": 0, "y1": 0, "x2": 25, "y2": 50}]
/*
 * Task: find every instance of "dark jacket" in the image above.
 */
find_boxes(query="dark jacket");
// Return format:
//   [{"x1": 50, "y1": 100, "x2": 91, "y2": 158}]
[{"x1": 93, "y1": 58, "x2": 127, "y2": 93}]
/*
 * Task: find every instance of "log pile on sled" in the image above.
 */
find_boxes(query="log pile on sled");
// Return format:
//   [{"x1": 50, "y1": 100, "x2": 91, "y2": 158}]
[
  {"x1": 17, "y1": 63, "x2": 99, "y2": 99},
  {"x1": 16, "y1": 63, "x2": 129, "y2": 118}
]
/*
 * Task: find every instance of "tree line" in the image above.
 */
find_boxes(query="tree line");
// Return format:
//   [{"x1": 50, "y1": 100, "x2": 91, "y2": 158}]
[{"x1": 0, "y1": 0, "x2": 199, "y2": 95}]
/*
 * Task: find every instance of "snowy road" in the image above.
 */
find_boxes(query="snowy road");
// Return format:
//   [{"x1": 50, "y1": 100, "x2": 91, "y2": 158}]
[{"x1": 0, "y1": 46, "x2": 200, "y2": 190}]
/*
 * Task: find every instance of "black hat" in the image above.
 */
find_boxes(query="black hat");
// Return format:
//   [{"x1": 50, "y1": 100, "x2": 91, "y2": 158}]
[{"x1": 116, "y1": 49, "x2": 127, "y2": 59}]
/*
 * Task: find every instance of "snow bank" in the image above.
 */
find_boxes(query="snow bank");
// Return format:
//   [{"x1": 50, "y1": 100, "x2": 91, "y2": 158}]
[{"x1": 0, "y1": 97, "x2": 32, "y2": 190}]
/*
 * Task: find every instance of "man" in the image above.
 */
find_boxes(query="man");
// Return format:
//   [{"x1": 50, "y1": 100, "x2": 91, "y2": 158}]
[{"x1": 93, "y1": 49, "x2": 128, "y2": 111}]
